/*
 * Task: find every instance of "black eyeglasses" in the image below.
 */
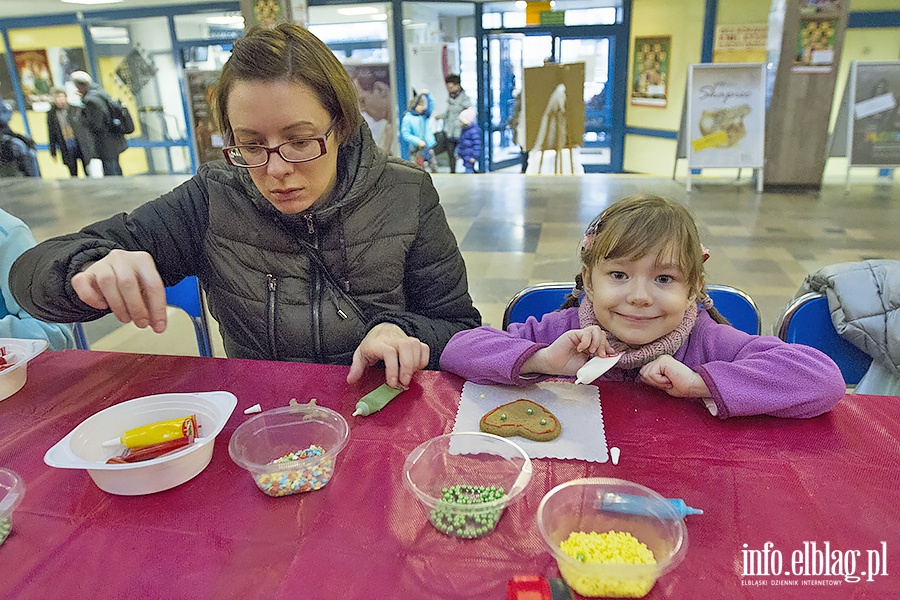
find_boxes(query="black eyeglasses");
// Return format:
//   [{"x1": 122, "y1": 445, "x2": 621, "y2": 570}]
[{"x1": 222, "y1": 121, "x2": 335, "y2": 168}]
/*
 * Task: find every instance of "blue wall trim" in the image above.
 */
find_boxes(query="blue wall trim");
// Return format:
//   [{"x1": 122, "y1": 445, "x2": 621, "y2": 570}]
[
  {"x1": 701, "y1": 0, "x2": 717, "y2": 63},
  {"x1": 0, "y1": 2, "x2": 239, "y2": 28},
  {"x1": 625, "y1": 126, "x2": 678, "y2": 140},
  {"x1": 848, "y1": 11, "x2": 900, "y2": 28}
]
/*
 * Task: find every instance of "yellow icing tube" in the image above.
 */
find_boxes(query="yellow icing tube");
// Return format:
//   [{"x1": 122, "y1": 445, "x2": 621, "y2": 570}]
[{"x1": 102, "y1": 415, "x2": 199, "y2": 448}]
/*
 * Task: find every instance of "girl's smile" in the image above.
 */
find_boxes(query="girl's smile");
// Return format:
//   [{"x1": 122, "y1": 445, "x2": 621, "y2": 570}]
[{"x1": 584, "y1": 248, "x2": 695, "y2": 347}]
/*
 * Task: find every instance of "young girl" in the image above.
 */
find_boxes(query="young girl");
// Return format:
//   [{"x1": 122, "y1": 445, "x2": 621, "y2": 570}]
[
  {"x1": 400, "y1": 91, "x2": 437, "y2": 172},
  {"x1": 440, "y1": 195, "x2": 846, "y2": 419}
]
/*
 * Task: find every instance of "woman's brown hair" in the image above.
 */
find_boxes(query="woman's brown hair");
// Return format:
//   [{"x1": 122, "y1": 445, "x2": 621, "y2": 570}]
[{"x1": 212, "y1": 23, "x2": 361, "y2": 144}]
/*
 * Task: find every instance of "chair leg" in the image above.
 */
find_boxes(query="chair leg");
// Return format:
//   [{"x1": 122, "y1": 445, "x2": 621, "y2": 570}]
[{"x1": 73, "y1": 322, "x2": 90, "y2": 350}]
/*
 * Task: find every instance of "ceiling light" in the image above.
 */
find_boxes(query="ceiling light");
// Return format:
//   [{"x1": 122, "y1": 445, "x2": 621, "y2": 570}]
[
  {"x1": 337, "y1": 6, "x2": 379, "y2": 16},
  {"x1": 371, "y1": 14, "x2": 388, "y2": 21},
  {"x1": 515, "y1": 1, "x2": 527, "y2": 9},
  {"x1": 61, "y1": 0, "x2": 124, "y2": 5}
]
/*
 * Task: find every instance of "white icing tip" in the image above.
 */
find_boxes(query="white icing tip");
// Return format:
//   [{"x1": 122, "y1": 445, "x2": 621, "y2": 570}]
[
  {"x1": 101, "y1": 438, "x2": 122, "y2": 448},
  {"x1": 243, "y1": 403, "x2": 262, "y2": 415},
  {"x1": 576, "y1": 354, "x2": 622, "y2": 385},
  {"x1": 610, "y1": 446, "x2": 621, "y2": 465}
]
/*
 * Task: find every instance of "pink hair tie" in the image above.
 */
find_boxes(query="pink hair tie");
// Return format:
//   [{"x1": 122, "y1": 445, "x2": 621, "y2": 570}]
[{"x1": 701, "y1": 243, "x2": 710, "y2": 262}]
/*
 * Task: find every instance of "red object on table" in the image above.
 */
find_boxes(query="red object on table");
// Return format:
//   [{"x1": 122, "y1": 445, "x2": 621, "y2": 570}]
[
  {"x1": 0, "y1": 350, "x2": 898, "y2": 599},
  {"x1": 508, "y1": 575, "x2": 552, "y2": 600}
]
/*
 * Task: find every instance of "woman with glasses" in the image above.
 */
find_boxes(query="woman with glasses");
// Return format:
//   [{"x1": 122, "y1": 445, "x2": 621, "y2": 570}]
[{"x1": 10, "y1": 24, "x2": 480, "y2": 389}]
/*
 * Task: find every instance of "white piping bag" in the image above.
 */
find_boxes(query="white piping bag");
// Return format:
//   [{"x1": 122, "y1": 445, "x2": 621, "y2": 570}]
[{"x1": 575, "y1": 354, "x2": 622, "y2": 385}]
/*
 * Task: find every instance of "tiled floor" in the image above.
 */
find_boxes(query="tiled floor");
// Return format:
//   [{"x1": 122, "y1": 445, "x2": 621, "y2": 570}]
[{"x1": 2, "y1": 172, "x2": 898, "y2": 357}]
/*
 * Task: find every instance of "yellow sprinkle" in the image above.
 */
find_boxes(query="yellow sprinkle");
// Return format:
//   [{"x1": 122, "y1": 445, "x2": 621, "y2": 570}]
[{"x1": 558, "y1": 530, "x2": 657, "y2": 597}]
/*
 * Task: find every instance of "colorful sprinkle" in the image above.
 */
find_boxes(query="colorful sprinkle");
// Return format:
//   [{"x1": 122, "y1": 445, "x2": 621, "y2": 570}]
[
  {"x1": 429, "y1": 484, "x2": 506, "y2": 539},
  {"x1": 253, "y1": 444, "x2": 333, "y2": 497}
]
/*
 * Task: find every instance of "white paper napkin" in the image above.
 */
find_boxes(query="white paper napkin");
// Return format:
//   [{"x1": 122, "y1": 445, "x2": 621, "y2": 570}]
[{"x1": 453, "y1": 381, "x2": 608, "y2": 463}]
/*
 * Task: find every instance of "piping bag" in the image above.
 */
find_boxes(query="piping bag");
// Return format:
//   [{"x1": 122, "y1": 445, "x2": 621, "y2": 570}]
[
  {"x1": 597, "y1": 492, "x2": 703, "y2": 520},
  {"x1": 352, "y1": 384, "x2": 404, "y2": 416},
  {"x1": 102, "y1": 415, "x2": 199, "y2": 448},
  {"x1": 575, "y1": 354, "x2": 622, "y2": 384}
]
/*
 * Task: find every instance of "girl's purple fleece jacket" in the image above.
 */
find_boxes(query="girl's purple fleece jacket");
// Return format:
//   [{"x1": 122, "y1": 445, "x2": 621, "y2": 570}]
[{"x1": 439, "y1": 307, "x2": 846, "y2": 419}]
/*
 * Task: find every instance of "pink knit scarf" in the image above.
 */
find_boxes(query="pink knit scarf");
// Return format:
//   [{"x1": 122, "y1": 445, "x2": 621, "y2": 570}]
[{"x1": 578, "y1": 296, "x2": 705, "y2": 370}]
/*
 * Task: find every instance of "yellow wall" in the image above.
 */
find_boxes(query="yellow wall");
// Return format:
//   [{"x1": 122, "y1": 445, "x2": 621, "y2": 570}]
[{"x1": 624, "y1": 0, "x2": 705, "y2": 175}]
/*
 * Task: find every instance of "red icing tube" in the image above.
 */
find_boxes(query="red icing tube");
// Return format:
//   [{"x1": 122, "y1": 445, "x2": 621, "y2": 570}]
[{"x1": 106, "y1": 433, "x2": 195, "y2": 464}]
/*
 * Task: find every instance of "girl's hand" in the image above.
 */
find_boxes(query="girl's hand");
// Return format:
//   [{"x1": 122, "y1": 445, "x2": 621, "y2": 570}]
[
  {"x1": 418, "y1": 140, "x2": 426, "y2": 148},
  {"x1": 639, "y1": 355, "x2": 710, "y2": 398},
  {"x1": 347, "y1": 322, "x2": 430, "y2": 389},
  {"x1": 71, "y1": 249, "x2": 168, "y2": 333},
  {"x1": 522, "y1": 326, "x2": 616, "y2": 376}
]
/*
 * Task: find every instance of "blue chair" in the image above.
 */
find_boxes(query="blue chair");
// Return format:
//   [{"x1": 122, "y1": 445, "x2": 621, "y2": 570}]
[
  {"x1": 776, "y1": 292, "x2": 872, "y2": 385},
  {"x1": 73, "y1": 275, "x2": 213, "y2": 357},
  {"x1": 502, "y1": 282, "x2": 761, "y2": 335}
]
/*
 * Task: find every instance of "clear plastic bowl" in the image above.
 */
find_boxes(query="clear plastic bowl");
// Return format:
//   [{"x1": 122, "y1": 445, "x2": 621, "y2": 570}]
[
  {"x1": 44, "y1": 392, "x2": 237, "y2": 496},
  {"x1": 536, "y1": 478, "x2": 688, "y2": 598},
  {"x1": 229, "y1": 404, "x2": 350, "y2": 497},
  {"x1": 0, "y1": 468, "x2": 25, "y2": 546},
  {"x1": 402, "y1": 432, "x2": 532, "y2": 539}
]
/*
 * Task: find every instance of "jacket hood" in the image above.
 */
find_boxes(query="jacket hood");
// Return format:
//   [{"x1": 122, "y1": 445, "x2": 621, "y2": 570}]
[{"x1": 407, "y1": 92, "x2": 434, "y2": 118}]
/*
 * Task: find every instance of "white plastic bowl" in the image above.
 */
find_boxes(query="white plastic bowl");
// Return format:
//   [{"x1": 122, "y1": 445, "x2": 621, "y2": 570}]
[
  {"x1": 0, "y1": 468, "x2": 25, "y2": 547},
  {"x1": 0, "y1": 338, "x2": 49, "y2": 402},
  {"x1": 44, "y1": 392, "x2": 237, "y2": 495}
]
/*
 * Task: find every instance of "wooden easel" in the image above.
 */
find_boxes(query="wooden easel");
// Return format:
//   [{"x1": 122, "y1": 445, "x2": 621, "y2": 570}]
[{"x1": 537, "y1": 110, "x2": 574, "y2": 174}]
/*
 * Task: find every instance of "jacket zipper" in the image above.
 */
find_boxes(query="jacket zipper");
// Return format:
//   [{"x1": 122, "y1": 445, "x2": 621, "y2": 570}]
[
  {"x1": 266, "y1": 273, "x2": 279, "y2": 360},
  {"x1": 305, "y1": 215, "x2": 324, "y2": 363}
]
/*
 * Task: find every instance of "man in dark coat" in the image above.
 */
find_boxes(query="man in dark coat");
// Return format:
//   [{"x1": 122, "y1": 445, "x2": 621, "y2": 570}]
[
  {"x1": 70, "y1": 70, "x2": 127, "y2": 176},
  {"x1": 47, "y1": 88, "x2": 87, "y2": 177}
]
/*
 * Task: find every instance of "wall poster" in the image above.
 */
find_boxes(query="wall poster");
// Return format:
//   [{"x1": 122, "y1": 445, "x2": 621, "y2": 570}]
[
  {"x1": 186, "y1": 70, "x2": 225, "y2": 165},
  {"x1": 848, "y1": 61, "x2": 900, "y2": 167},
  {"x1": 686, "y1": 63, "x2": 766, "y2": 170},
  {"x1": 792, "y1": 18, "x2": 836, "y2": 73},
  {"x1": 346, "y1": 63, "x2": 395, "y2": 155},
  {"x1": 631, "y1": 36, "x2": 670, "y2": 108}
]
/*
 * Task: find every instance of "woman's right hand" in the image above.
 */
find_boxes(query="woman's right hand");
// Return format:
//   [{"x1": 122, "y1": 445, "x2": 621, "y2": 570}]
[
  {"x1": 521, "y1": 326, "x2": 616, "y2": 376},
  {"x1": 70, "y1": 249, "x2": 168, "y2": 333}
]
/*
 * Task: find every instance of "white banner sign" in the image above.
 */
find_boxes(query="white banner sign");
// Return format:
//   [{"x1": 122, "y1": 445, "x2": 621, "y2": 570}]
[{"x1": 686, "y1": 63, "x2": 766, "y2": 169}]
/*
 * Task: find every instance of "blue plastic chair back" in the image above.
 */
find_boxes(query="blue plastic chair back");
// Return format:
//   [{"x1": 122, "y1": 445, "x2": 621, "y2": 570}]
[
  {"x1": 706, "y1": 284, "x2": 761, "y2": 335},
  {"x1": 74, "y1": 275, "x2": 213, "y2": 357},
  {"x1": 502, "y1": 283, "x2": 572, "y2": 330},
  {"x1": 502, "y1": 282, "x2": 761, "y2": 335},
  {"x1": 777, "y1": 293, "x2": 872, "y2": 385}
]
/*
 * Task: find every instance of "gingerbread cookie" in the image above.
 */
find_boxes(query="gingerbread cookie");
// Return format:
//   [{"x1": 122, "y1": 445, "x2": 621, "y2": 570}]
[{"x1": 480, "y1": 399, "x2": 561, "y2": 442}]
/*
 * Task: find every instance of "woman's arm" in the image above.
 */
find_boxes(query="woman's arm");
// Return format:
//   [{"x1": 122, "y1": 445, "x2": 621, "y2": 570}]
[
  {"x1": 10, "y1": 171, "x2": 211, "y2": 324},
  {"x1": 366, "y1": 175, "x2": 480, "y2": 370}
]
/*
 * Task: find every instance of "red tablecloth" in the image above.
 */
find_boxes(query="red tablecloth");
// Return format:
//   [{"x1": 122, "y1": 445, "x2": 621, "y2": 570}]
[{"x1": 0, "y1": 350, "x2": 897, "y2": 599}]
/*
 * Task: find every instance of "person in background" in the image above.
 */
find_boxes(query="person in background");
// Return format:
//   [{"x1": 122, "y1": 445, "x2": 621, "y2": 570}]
[
  {"x1": 12, "y1": 24, "x2": 480, "y2": 389},
  {"x1": 69, "y1": 71, "x2": 126, "y2": 176},
  {"x1": 0, "y1": 209, "x2": 74, "y2": 350},
  {"x1": 435, "y1": 74, "x2": 471, "y2": 174},
  {"x1": 352, "y1": 65, "x2": 394, "y2": 154},
  {"x1": 0, "y1": 101, "x2": 39, "y2": 178},
  {"x1": 441, "y1": 195, "x2": 845, "y2": 419},
  {"x1": 455, "y1": 107, "x2": 481, "y2": 174},
  {"x1": 47, "y1": 88, "x2": 86, "y2": 177},
  {"x1": 400, "y1": 91, "x2": 437, "y2": 173}
]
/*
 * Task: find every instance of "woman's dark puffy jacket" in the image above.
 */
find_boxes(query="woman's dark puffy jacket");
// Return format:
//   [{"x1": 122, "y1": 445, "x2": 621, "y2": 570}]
[{"x1": 10, "y1": 123, "x2": 481, "y2": 366}]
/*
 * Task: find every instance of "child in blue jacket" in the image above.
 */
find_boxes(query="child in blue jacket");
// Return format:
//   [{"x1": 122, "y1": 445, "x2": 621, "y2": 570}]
[
  {"x1": 400, "y1": 91, "x2": 437, "y2": 172},
  {"x1": 455, "y1": 107, "x2": 481, "y2": 173}
]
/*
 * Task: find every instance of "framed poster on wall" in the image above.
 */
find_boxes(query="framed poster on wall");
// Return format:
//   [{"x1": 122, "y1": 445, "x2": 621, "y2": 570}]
[
  {"x1": 684, "y1": 63, "x2": 766, "y2": 191},
  {"x1": 631, "y1": 36, "x2": 670, "y2": 107}
]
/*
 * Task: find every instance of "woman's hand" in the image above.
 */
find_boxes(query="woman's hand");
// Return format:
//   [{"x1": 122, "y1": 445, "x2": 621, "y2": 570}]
[
  {"x1": 70, "y1": 249, "x2": 168, "y2": 333},
  {"x1": 639, "y1": 355, "x2": 710, "y2": 398},
  {"x1": 347, "y1": 322, "x2": 430, "y2": 388},
  {"x1": 521, "y1": 326, "x2": 616, "y2": 377}
]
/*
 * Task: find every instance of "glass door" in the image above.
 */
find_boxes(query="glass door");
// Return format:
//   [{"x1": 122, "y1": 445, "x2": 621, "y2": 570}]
[{"x1": 557, "y1": 36, "x2": 614, "y2": 171}]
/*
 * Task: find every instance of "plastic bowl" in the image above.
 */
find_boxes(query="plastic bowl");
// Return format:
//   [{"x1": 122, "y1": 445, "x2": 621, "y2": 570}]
[
  {"x1": 536, "y1": 478, "x2": 688, "y2": 598},
  {"x1": 403, "y1": 432, "x2": 532, "y2": 539},
  {"x1": 229, "y1": 404, "x2": 350, "y2": 497},
  {"x1": 44, "y1": 392, "x2": 237, "y2": 495},
  {"x1": 0, "y1": 338, "x2": 49, "y2": 402},
  {"x1": 0, "y1": 468, "x2": 25, "y2": 547}
]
